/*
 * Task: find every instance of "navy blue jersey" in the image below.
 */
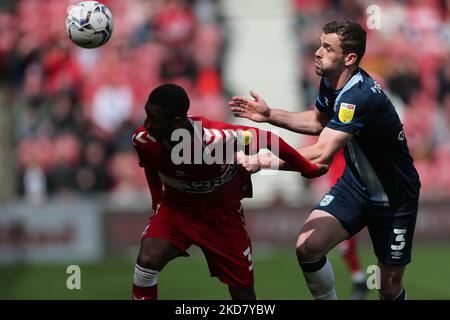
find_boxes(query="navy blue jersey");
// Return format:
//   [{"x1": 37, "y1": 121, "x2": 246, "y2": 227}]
[{"x1": 315, "y1": 68, "x2": 420, "y2": 207}]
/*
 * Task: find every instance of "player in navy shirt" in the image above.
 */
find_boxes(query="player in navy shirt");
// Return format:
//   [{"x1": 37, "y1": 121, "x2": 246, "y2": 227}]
[{"x1": 229, "y1": 20, "x2": 420, "y2": 300}]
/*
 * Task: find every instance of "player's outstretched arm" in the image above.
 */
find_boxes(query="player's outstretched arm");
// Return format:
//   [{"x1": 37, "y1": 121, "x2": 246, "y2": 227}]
[
  {"x1": 297, "y1": 127, "x2": 352, "y2": 165},
  {"x1": 232, "y1": 124, "x2": 325, "y2": 178},
  {"x1": 229, "y1": 91, "x2": 329, "y2": 135},
  {"x1": 245, "y1": 127, "x2": 351, "y2": 174},
  {"x1": 206, "y1": 119, "x2": 326, "y2": 178},
  {"x1": 237, "y1": 151, "x2": 328, "y2": 177},
  {"x1": 263, "y1": 130, "x2": 325, "y2": 178}
]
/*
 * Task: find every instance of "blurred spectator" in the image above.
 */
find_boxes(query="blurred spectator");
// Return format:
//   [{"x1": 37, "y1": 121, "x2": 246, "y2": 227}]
[
  {"x1": 386, "y1": 57, "x2": 421, "y2": 105},
  {"x1": 49, "y1": 92, "x2": 79, "y2": 135},
  {"x1": 160, "y1": 47, "x2": 197, "y2": 81},
  {"x1": 3, "y1": 0, "x2": 230, "y2": 199},
  {"x1": 90, "y1": 82, "x2": 134, "y2": 135},
  {"x1": 438, "y1": 56, "x2": 450, "y2": 104},
  {"x1": 23, "y1": 161, "x2": 46, "y2": 205},
  {"x1": 75, "y1": 139, "x2": 112, "y2": 194},
  {"x1": 47, "y1": 132, "x2": 81, "y2": 194},
  {"x1": 108, "y1": 150, "x2": 147, "y2": 201},
  {"x1": 153, "y1": 0, "x2": 196, "y2": 48}
]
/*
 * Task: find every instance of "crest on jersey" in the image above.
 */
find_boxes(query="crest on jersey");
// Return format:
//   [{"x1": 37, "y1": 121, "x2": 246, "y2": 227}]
[
  {"x1": 338, "y1": 103, "x2": 356, "y2": 123},
  {"x1": 319, "y1": 194, "x2": 335, "y2": 207}
]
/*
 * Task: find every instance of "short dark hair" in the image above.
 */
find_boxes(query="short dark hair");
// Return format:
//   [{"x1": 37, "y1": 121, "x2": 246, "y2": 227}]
[
  {"x1": 323, "y1": 20, "x2": 366, "y2": 65},
  {"x1": 147, "y1": 83, "x2": 190, "y2": 117}
]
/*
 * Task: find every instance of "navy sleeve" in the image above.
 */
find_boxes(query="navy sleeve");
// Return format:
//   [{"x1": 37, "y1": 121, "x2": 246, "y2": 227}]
[
  {"x1": 326, "y1": 89, "x2": 372, "y2": 135},
  {"x1": 315, "y1": 79, "x2": 328, "y2": 113}
]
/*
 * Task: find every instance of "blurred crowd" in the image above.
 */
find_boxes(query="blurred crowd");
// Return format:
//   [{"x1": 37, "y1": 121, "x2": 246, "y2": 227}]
[
  {"x1": 292, "y1": 0, "x2": 450, "y2": 200},
  {"x1": 0, "y1": 0, "x2": 229, "y2": 203},
  {"x1": 1, "y1": 0, "x2": 449, "y2": 204}
]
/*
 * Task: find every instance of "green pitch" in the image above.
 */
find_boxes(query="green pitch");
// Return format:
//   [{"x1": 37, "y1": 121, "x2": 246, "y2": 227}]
[{"x1": 0, "y1": 243, "x2": 449, "y2": 300}]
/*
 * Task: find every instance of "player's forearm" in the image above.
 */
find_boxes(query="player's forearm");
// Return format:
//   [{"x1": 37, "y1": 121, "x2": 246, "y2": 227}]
[
  {"x1": 266, "y1": 131, "x2": 321, "y2": 177},
  {"x1": 297, "y1": 145, "x2": 324, "y2": 163},
  {"x1": 268, "y1": 109, "x2": 323, "y2": 135},
  {"x1": 297, "y1": 142, "x2": 335, "y2": 166},
  {"x1": 260, "y1": 150, "x2": 318, "y2": 172},
  {"x1": 260, "y1": 143, "x2": 329, "y2": 174}
]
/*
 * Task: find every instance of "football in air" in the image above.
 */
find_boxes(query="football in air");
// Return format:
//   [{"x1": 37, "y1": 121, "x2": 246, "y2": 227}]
[{"x1": 66, "y1": 1, "x2": 114, "y2": 49}]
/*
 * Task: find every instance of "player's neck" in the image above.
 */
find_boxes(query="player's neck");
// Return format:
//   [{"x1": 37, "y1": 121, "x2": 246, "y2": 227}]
[{"x1": 329, "y1": 66, "x2": 358, "y2": 91}]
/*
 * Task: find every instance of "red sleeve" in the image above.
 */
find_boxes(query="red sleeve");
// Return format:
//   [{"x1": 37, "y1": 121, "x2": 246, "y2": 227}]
[
  {"x1": 132, "y1": 128, "x2": 152, "y2": 167},
  {"x1": 135, "y1": 147, "x2": 149, "y2": 168},
  {"x1": 134, "y1": 145, "x2": 163, "y2": 211},
  {"x1": 144, "y1": 167, "x2": 163, "y2": 211},
  {"x1": 132, "y1": 127, "x2": 163, "y2": 210},
  {"x1": 205, "y1": 120, "x2": 320, "y2": 178}
]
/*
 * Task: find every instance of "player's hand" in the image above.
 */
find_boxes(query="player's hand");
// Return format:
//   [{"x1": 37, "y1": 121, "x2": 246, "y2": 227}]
[
  {"x1": 235, "y1": 151, "x2": 262, "y2": 174},
  {"x1": 229, "y1": 90, "x2": 271, "y2": 123}
]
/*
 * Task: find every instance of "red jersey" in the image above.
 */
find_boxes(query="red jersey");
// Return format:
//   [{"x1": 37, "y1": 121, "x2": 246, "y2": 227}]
[{"x1": 132, "y1": 116, "x2": 318, "y2": 210}]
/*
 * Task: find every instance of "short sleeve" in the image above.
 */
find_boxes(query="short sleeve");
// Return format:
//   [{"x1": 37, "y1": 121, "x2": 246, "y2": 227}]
[
  {"x1": 315, "y1": 79, "x2": 328, "y2": 113},
  {"x1": 131, "y1": 128, "x2": 154, "y2": 167},
  {"x1": 326, "y1": 90, "x2": 372, "y2": 135},
  {"x1": 133, "y1": 144, "x2": 149, "y2": 167}
]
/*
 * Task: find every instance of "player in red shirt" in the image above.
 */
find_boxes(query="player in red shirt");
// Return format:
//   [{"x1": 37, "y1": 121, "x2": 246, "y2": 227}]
[{"x1": 131, "y1": 84, "x2": 326, "y2": 300}]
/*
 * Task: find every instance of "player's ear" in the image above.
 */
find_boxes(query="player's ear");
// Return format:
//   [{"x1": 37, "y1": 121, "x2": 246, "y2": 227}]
[{"x1": 344, "y1": 52, "x2": 358, "y2": 66}]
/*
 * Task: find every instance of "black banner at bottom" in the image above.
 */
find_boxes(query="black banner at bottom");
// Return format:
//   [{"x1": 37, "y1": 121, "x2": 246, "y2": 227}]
[{"x1": 1, "y1": 300, "x2": 446, "y2": 319}]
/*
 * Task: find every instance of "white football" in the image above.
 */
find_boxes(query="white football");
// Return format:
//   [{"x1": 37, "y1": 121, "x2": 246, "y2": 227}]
[{"x1": 66, "y1": 1, "x2": 114, "y2": 49}]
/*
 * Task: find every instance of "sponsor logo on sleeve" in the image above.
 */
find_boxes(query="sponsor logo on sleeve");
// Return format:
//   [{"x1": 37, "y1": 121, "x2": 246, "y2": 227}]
[
  {"x1": 338, "y1": 103, "x2": 356, "y2": 123},
  {"x1": 319, "y1": 194, "x2": 335, "y2": 206}
]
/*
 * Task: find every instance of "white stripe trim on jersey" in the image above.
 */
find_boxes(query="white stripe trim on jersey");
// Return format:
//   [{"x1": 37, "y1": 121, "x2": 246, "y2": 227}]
[
  {"x1": 347, "y1": 140, "x2": 389, "y2": 205},
  {"x1": 135, "y1": 131, "x2": 148, "y2": 143},
  {"x1": 333, "y1": 71, "x2": 363, "y2": 111},
  {"x1": 158, "y1": 164, "x2": 238, "y2": 194}
]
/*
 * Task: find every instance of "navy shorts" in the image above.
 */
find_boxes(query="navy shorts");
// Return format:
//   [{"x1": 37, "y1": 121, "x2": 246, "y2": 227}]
[{"x1": 313, "y1": 179, "x2": 418, "y2": 266}]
